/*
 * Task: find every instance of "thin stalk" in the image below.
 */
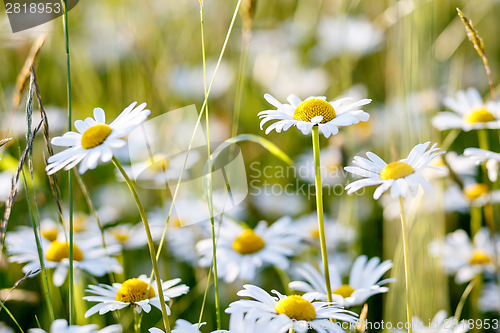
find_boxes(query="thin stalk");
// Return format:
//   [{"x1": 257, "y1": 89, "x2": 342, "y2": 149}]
[
  {"x1": 61, "y1": 0, "x2": 74, "y2": 324},
  {"x1": 153, "y1": 0, "x2": 242, "y2": 265},
  {"x1": 470, "y1": 206, "x2": 482, "y2": 238},
  {"x1": 398, "y1": 196, "x2": 413, "y2": 333},
  {"x1": 21, "y1": 171, "x2": 54, "y2": 322},
  {"x1": 199, "y1": 1, "x2": 221, "y2": 328},
  {"x1": 197, "y1": 267, "x2": 212, "y2": 329},
  {"x1": 478, "y1": 129, "x2": 489, "y2": 152},
  {"x1": 311, "y1": 126, "x2": 332, "y2": 303},
  {"x1": 134, "y1": 310, "x2": 141, "y2": 333},
  {"x1": 112, "y1": 157, "x2": 171, "y2": 333},
  {"x1": 454, "y1": 276, "x2": 477, "y2": 321}
]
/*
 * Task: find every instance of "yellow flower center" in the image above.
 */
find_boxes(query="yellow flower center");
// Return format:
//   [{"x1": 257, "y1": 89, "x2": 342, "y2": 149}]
[
  {"x1": 41, "y1": 227, "x2": 58, "y2": 242},
  {"x1": 147, "y1": 155, "x2": 170, "y2": 173},
  {"x1": 333, "y1": 284, "x2": 355, "y2": 298},
  {"x1": 172, "y1": 219, "x2": 183, "y2": 227},
  {"x1": 293, "y1": 98, "x2": 336, "y2": 123},
  {"x1": 232, "y1": 229, "x2": 265, "y2": 255},
  {"x1": 310, "y1": 228, "x2": 320, "y2": 240},
  {"x1": 111, "y1": 230, "x2": 129, "y2": 243},
  {"x1": 470, "y1": 249, "x2": 491, "y2": 265},
  {"x1": 115, "y1": 278, "x2": 156, "y2": 303},
  {"x1": 465, "y1": 106, "x2": 496, "y2": 124},
  {"x1": 275, "y1": 295, "x2": 316, "y2": 321},
  {"x1": 380, "y1": 162, "x2": 415, "y2": 180},
  {"x1": 45, "y1": 241, "x2": 83, "y2": 262},
  {"x1": 463, "y1": 184, "x2": 489, "y2": 200},
  {"x1": 81, "y1": 124, "x2": 112, "y2": 149}
]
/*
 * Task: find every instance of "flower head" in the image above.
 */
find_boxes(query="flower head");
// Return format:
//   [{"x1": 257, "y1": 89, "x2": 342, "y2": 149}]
[
  {"x1": 46, "y1": 102, "x2": 151, "y2": 174},
  {"x1": 464, "y1": 148, "x2": 500, "y2": 182},
  {"x1": 226, "y1": 284, "x2": 358, "y2": 333},
  {"x1": 289, "y1": 255, "x2": 393, "y2": 307},
  {"x1": 83, "y1": 274, "x2": 189, "y2": 317},
  {"x1": 429, "y1": 228, "x2": 497, "y2": 283},
  {"x1": 6, "y1": 228, "x2": 122, "y2": 287},
  {"x1": 345, "y1": 142, "x2": 444, "y2": 199},
  {"x1": 258, "y1": 93, "x2": 370, "y2": 138},
  {"x1": 432, "y1": 88, "x2": 500, "y2": 131},
  {"x1": 196, "y1": 217, "x2": 302, "y2": 283}
]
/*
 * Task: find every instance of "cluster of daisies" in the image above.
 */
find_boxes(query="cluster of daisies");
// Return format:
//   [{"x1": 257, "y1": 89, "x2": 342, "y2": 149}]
[{"x1": 4, "y1": 84, "x2": 500, "y2": 332}]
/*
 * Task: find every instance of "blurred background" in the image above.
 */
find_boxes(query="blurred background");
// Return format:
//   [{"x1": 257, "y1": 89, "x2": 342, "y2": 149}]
[{"x1": 1, "y1": 0, "x2": 500, "y2": 331}]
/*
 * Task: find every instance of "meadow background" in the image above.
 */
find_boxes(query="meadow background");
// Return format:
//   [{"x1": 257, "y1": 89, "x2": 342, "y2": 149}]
[{"x1": 1, "y1": 0, "x2": 500, "y2": 331}]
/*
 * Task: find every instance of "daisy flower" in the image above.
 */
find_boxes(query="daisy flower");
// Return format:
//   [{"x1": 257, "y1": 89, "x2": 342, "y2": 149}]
[
  {"x1": 226, "y1": 284, "x2": 358, "y2": 333},
  {"x1": 289, "y1": 255, "x2": 393, "y2": 307},
  {"x1": 345, "y1": 141, "x2": 444, "y2": 199},
  {"x1": 429, "y1": 228, "x2": 497, "y2": 283},
  {"x1": 196, "y1": 217, "x2": 302, "y2": 283},
  {"x1": 464, "y1": 148, "x2": 500, "y2": 182},
  {"x1": 293, "y1": 213, "x2": 355, "y2": 251},
  {"x1": 120, "y1": 150, "x2": 200, "y2": 187},
  {"x1": 432, "y1": 87, "x2": 500, "y2": 131},
  {"x1": 83, "y1": 274, "x2": 189, "y2": 317},
  {"x1": 46, "y1": 101, "x2": 151, "y2": 175},
  {"x1": 104, "y1": 223, "x2": 149, "y2": 250},
  {"x1": 28, "y1": 319, "x2": 121, "y2": 333},
  {"x1": 443, "y1": 182, "x2": 500, "y2": 213},
  {"x1": 258, "y1": 93, "x2": 370, "y2": 138},
  {"x1": 6, "y1": 229, "x2": 122, "y2": 287}
]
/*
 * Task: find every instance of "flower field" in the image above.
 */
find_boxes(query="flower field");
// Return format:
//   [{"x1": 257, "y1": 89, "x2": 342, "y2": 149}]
[{"x1": 1, "y1": 1, "x2": 500, "y2": 332}]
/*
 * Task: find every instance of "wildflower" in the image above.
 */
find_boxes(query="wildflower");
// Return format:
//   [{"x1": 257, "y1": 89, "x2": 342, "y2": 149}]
[
  {"x1": 464, "y1": 148, "x2": 500, "y2": 181},
  {"x1": 429, "y1": 228, "x2": 497, "y2": 283},
  {"x1": 432, "y1": 88, "x2": 500, "y2": 131},
  {"x1": 258, "y1": 94, "x2": 370, "y2": 138},
  {"x1": 83, "y1": 274, "x2": 189, "y2": 317},
  {"x1": 6, "y1": 229, "x2": 122, "y2": 287},
  {"x1": 289, "y1": 255, "x2": 392, "y2": 307},
  {"x1": 345, "y1": 142, "x2": 444, "y2": 199},
  {"x1": 46, "y1": 102, "x2": 151, "y2": 174},
  {"x1": 226, "y1": 284, "x2": 358, "y2": 333},
  {"x1": 196, "y1": 217, "x2": 302, "y2": 283},
  {"x1": 294, "y1": 212, "x2": 355, "y2": 251}
]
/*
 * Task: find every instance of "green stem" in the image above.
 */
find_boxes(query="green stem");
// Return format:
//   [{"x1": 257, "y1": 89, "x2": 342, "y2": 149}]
[
  {"x1": 470, "y1": 206, "x2": 482, "y2": 238},
  {"x1": 398, "y1": 196, "x2": 413, "y2": 333},
  {"x1": 454, "y1": 276, "x2": 477, "y2": 321},
  {"x1": 112, "y1": 157, "x2": 171, "y2": 333},
  {"x1": 61, "y1": 0, "x2": 74, "y2": 324},
  {"x1": 197, "y1": 267, "x2": 212, "y2": 328},
  {"x1": 478, "y1": 129, "x2": 489, "y2": 151},
  {"x1": 21, "y1": 171, "x2": 54, "y2": 322},
  {"x1": 311, "y1": 126, "x2": 333, "y2": 303},
  {"x1": 199, "y1": 1, "x2": 222, "y2": 328}
]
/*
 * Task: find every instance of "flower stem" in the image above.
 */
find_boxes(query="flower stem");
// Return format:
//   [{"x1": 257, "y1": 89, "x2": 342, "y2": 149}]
[
  {"x1": 60, "y1": 0, "x2": 74, "y2": 324},
  {"x1": 112, "y1": 157, "x2": 171, "y2": 333},
  {"x1": 398, "y1": 196, "x2": 412, "y2": 333},
  {"x1": 311, "y1": 126, "x2": 333, "y2": 303},
  {"x1": 454, "y1": 276, "x2": 477, "y2": 321},
  {"x1": 199, "y1": 0, "x2": 222, "y2": 328}
]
